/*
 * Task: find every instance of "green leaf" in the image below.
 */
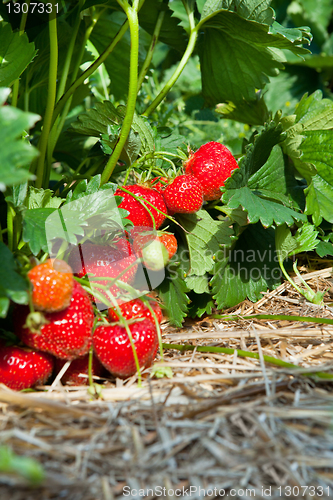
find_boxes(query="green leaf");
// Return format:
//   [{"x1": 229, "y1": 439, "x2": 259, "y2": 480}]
[
  {"x1": 199, "y1": 10, "x2": 311, "y2": 108},
  {"x1": 222, "y1": 125, "x2": 306, "y2": 227},
  {"x1": 185, "y1": 274, "x2": 210, "y2": 293},
  {"x1": 0, "y1": 23, "x2": 36, "y2": 86},
  {"x1": 188, "y1": 292, "x2": 215, "y2": 318},
  {"x1": 301, "y1": 131, "x2": 333, "y2": 224},
  {"x1": 215, "y1": 92, "x2": 269, "y2": 126},
  {"x1": 0, "y1": 242, "x2": 29, "y2": 315},
  {"x1": 316, "y1": 241, "x2": 333, "y2": 258},
  {"x1": 275, "y1": 223, "x2": 319, "y2": 264},
  {"x1": 281, "y1": 91, "x2": 333, "y2": 225},
  {"x1": 26, "y1": 187, "x2": 63, "y2": 209},
  {"x1": 138, "y1": 0, "x2": 187, "y2": 51},
  {"x1": 223, "y1": 186, "x2": 306, "y2": 227},
  {"x1": 70, "y1": 101, "x2": 155, "y2": 164},
  {"x1": 157, "y1": 262, "x2": 189, "y2": 327},
  {"x1": 287, "y1": 0, "x2": 333, "y2": 46},
  {"x1": 211, "y1": 224, "x2": 281, "y2": 309},
  {"x1": 201, "y1": 0, "x2": 274, "y2": 24},
  {"x1": 177, "y1": 210, "x2": 234, "y2": 276},
  {"x1": 169, "y1": 0, "x2": 190, "y2": 32},
  {"x1": 23, "y1": 208, "x2": 58, "y2": 255},
  {"x1": 0, "y1": 104, "x2": 40, "y2": 191}
]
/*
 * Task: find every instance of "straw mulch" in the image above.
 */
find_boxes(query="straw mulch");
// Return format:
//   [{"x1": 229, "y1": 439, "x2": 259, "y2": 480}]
[{"x1": 1, "y1": 267, "x2": 333, "y2": 499}]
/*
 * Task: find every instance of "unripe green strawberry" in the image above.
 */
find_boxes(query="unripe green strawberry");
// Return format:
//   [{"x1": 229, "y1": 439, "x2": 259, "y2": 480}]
[
  {"x1": 185, "y1": 141, "x2": 238, "y2": 200},
  {"x1": 133, "y1": 232, "x2": 178, "y2": 260},
  {"x1": 162, "y1": 175, "x2": 203, "y2": 214}
]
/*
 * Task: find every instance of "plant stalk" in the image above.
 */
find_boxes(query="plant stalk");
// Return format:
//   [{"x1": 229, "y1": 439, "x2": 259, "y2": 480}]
[
  {"x1": 32, "y1": 2, "x2": 58, "y2": 188},
  {"x1": 142, "y1": 9, "x2": 197, "y2": 117},
  {"x1": 137, "y1": 8, "x2": 165, "y2": 92},
  {"x1": 100, "y1": 4, "x2": 140, "y2": 184}
]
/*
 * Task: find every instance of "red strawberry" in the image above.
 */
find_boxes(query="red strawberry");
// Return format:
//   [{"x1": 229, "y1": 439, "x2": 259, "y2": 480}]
[
  {"x1": 112, "y1": 233, "x2": 133, "y2": 257},
  {"x1": 55, "y1": 354, "x2": 105, "y2": 386},
  {"x1": 162, "y1": 175, "x2": 203, "y2": 214},
  {"x1": 150, "y1": 176, "x2": 169, "y2": 194},
  {"x1": 185, "y1": 141, "x2": 238, "y2": 200},
  {"x1": 0, "y1": 341, "x2": 54, "y2": 390},
  {"x1": 115, "y1": 184, "x2": 167, "y2": 228},
  {"x1": 28, "y1": 259, "x2": 74, "y2": 313},
  {"x1": 68, "y1": 243, "x2": 137, "y2": 303},
  {"x1": 108, "y1": 298, "x2": 163, "y2": 324},
  {"x1": 93, "y1": 319, "x2": 158, "y2": 378},
  {"x1": 14, "y1": 281, "x2": 94, "y2": 360},
  {"x1": 133, "y1": 232, "x2": 177, "y2": 260}
]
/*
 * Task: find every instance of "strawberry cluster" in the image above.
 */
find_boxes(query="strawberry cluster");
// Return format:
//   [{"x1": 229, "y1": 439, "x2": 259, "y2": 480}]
[
  {"x1": 1, "y1": 256, "x2": 163, "y2": 390},
  {"x1": 0, "y1": 141, "x2": 237, "y2": 390}
]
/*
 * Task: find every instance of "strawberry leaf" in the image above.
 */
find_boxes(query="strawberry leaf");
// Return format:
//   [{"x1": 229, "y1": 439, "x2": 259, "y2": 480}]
[
  {"x1": 211, "y1": 223, "x2": 281, "y2": 309},
  {"x1": 199, "y1": 9, "x2": 311, "y2": 110},
  {"x1": 275, "y1": 223, "x2": 319, "y2": 263},
  {"x1": 157, "y1": 262, "x2": 189, "y2": 327},
  {"x1": 0, "y1": 23, "x2": 36, "y2": 86},
  {"x1": 201, "y1": 0, "x2": 274, "y2": 25},
  {"x1": 188, "y1": 292, "x2": 215, "y2": 318},
  {"x1": 223, "y1": 125, "x2": 306, "y2": 227},
  {"x1": 281, "y1": 91, "x2": 333, "y2": 225},
  {"x1": 23, "y1": 208, "x2": 58, "y2": 255},
  {"x1": 316, "y1": 241, "x2": 333, "y2": 258},
  {"x1": 177, "y1": 210, "x2": 234, "y2": 276},
  {"x1": 223, "y1": 186, "x2": 306, "y2": 227},
  {"x1": 185, "y1": 274, "x2": 210, "y2": 294},
  {"x1": 0, "y1": 103, "x2": 40, "y2": 191},
  {"x1": 0, "y1": 242, "x2": 29, "y2": 317}
]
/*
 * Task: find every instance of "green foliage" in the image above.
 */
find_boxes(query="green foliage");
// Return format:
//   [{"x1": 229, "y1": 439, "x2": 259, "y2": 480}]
[
  {"x1": 0, "y1": 95, "x2": 40, "y2": 191},
  {"x1": 0, "y1": 23, "x2": 36, "y2": 86},
  {"x1": 0, "y1": 242, "x2": 29, "y2": 317},
  {"x1": 211, "y1": 224, "x2": 281, "y2": 309},
  {"x1": 1, "y1": 0, "x2": 333, "y2": 326}
]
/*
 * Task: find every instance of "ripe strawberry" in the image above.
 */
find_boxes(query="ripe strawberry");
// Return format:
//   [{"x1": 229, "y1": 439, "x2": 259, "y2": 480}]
[
  {"x1": 0, "y1": 341, "x2": 54, "y2": 390},
  {"x1": 112, "y1": 233, "x2": 133, "y2": 257},
  {"x1": 150, "y1": 176, "x2": 169, "y2": 194},
  {"x1": 28, "y1": 259, "x2": 74, "y2": 313},
  {"x1": 185, "y1": 141, "x2": 238, "y2": 200},
  {"x1": 162, "y1": 175, "x2": 203, "y2": 214},
  {"x1": 115, "y1": 184, "x2": 167, "y2": 228},
  {"x1": 93, "y1": 319, "x2": 158, "y2": 378},
  {"x1": 133, "y1": 232, "x2": 177, "y2": 260},
  {"x1": 68, "y1": 243, "x2": 137, "y2": 302},
  {"x1": 108, "y1": 298, "x2": 163, "y2": 324},
  {"x1": 14, "y1": 281, "x2": 94, "y2": 360},
  {"x1": 55, "y1": 354, "x2": 105, "y2": 386}
]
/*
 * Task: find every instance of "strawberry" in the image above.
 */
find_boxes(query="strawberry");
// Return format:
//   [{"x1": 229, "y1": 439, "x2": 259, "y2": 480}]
[
  {"x1": 115, "y1": 184, "x2": 167, "y2": 229},
  {"x1": 28, "y1": 259, "x2": 74, "y2": 313},
  {"x1": 108, "y1": 298, "x2": 163, "y2": 324},
  {"x1": 55, "y1": 354, "x2": 105, "y2": 386},
  {"x1": 68, "y1": 243, "x2": 137, "y2": 303},
  {"x1": 14, "y1": 281, "x2": 94, "y2": 360},
  {"x1": 0, "y1": 341, "x2": 54, "y2": 390},
  {"x1": 162, "y1": 174, "x2": 203, "y2": 214},
  {"x1": 93, "y1": 319, "x2": 159, "y2": 378},
  {"x1": 185, "y1": 141, "x2": 238, "y2": 200},
  {"x1": 133, "y1": 232, "x2": 177, "y2": 260},
  {"x1": 150, "y1": 176, "x2": 169, "y2": 194}
]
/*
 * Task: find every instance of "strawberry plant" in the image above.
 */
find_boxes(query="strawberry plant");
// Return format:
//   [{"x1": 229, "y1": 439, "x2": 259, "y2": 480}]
[{"x1": 0, "y1": 0, "x2": 333, "y2": 376}]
